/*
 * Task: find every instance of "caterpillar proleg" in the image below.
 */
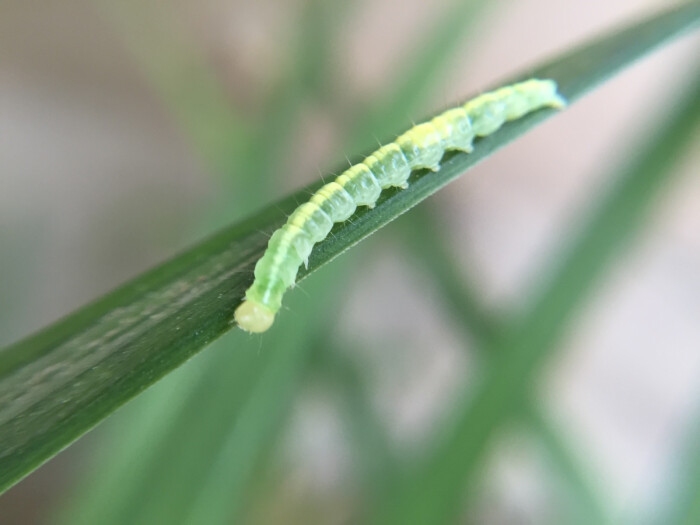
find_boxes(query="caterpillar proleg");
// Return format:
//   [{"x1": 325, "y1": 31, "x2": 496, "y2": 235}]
[{"x1": 235, "y1": 78, "x2": 566, "y2": 332}]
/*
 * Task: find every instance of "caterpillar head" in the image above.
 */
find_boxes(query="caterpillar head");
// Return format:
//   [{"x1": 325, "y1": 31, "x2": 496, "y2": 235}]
[{"x1": 234, "y1": 300, "x2": 275, "y2": 333}]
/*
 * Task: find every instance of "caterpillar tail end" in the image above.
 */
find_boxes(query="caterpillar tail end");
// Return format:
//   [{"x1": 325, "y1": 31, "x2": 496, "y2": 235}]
[{"x1": 234, "y1": 300, "x2": 275, "y2": 333}]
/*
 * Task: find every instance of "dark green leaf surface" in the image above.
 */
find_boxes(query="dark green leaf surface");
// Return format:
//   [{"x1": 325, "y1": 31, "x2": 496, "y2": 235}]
[{"x1": 0, "y1": 1, "x2": 698, "y2": 494}]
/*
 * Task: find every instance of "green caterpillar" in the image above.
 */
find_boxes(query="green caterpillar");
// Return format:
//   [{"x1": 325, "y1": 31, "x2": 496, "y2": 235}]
[{"x1": 235, "y1": 78, "x2": 566, "y2": 332}]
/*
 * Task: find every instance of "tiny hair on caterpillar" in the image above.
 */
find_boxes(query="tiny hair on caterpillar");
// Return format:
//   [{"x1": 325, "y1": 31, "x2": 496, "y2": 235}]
[{"x1": 234, "y1": 78, "x2": 566, "y2": 333}]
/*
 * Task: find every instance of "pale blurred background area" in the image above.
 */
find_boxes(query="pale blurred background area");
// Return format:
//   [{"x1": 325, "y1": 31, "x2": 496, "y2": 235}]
[{"x1": 1, "y1": 0, "x2": 700, "y2": 523}]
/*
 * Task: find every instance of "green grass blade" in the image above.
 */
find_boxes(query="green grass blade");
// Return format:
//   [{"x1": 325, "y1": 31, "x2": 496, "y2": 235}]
[
  {"x1": 398, "y1": 205, "x2": 612, "y2": 523},
  {"x1": 53, "y1": 352, "x2": 214, "y2": 524},
  {"x1": 68, "y1": 0, "x2": 486, "y2": 515},
  {"x1": 321, "y1": 341, "x2": 399, "y2": 501},
  {"x1": 650, "y1": 414, "x2": 700, "y2": 525},
  {"x1": 64, "y1": 335, "x2": 272, "y2": 525},
  {"x1": 57, "y1": 257, "x2": 357, "y2": 525},
  {"x1": 347, "y1": 0, "x2": 495, "y2": 152},
  {"x1": 178, "y1": 258, "x2": 358, "y2": 525},
  {"x1": 373, "y1": 57, "x2": 700, "y2": 525},
  {"x1": 93, "y1": 0, "x2": 248, "y2": 178},
  {"x1": 0, "y1": 1, "x2": 698, "y2": 494},
  {"x1": 522, "y1": 405, "x2": 612, "y2": 525},
  {"x1": 232, "y1": 0, "x2": 354, "y2": 206},
  {"x1": 397, "y1": 205, "x2": 500, "y2": 350},
  {"x1": 57, "y1": 2, "x2": 355, "y2": 523}
]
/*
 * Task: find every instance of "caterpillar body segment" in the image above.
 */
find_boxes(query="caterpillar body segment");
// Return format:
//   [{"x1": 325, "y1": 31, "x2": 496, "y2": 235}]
[
  {"x1": 431, "y1": 108, "x2": 475, "y2": 153},
  {"x1": 312, "y1": 182, "x2": 356, "y2": 221},
  {"x1": 363, "y1": 143, "x2": 412, "y2": 189},
  {"x1": 396, "y1": 122, "x2": 444, "y2": 171},
  {"x1": 336, "y1": 164, "x2": 382, "y2": 207},
  {"x1": 235, "y1": 78, "x2": 566, "y2": 333}
]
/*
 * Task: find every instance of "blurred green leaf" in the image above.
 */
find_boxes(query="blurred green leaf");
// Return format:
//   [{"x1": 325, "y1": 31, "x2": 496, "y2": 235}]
[
  {"x1": 53, "y1": 352, "x2": 210, "y2": 524},
  {"x1": 1, "y1": 1, "x2": 698, "y2": 496},
  {"x1": 652, "y1": 409, "x2": 700, "y2": 525},
  {"x1": 375, "y1": 47, "x2": 700, "y2": 525},
  {"x1": 94, "y1": 0, "x2": 248, "y2": 178},
  {"x1": 233, "y1": 0, "x2": 355, "y2": 209},
  {"x1": 59, "y1": 2, "x2": 354, "y2": 523},
  {"x1": 180, "y1": 258, "x2": 358, "y2": 525},
  {"x1": 321, "y1": 340, "x2": 400, "y2": 500},
  {"x1": 398, "y1": 204, "x2": 612, "y2": 524},
  {"x1": 523, "y1": 404, "x2": 612, "y2": 525},
  {"x1": 346, "y1": 0, "x2": 496, "y2": 153},
  {"x1": 398, "y1": 205, "x2": 499, "y2": 352}
]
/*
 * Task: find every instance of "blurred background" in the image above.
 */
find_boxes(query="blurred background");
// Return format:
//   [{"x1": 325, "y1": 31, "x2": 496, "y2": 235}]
[{"x1": 1, "y1": 0, "x2": 699, "y2": 523}]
